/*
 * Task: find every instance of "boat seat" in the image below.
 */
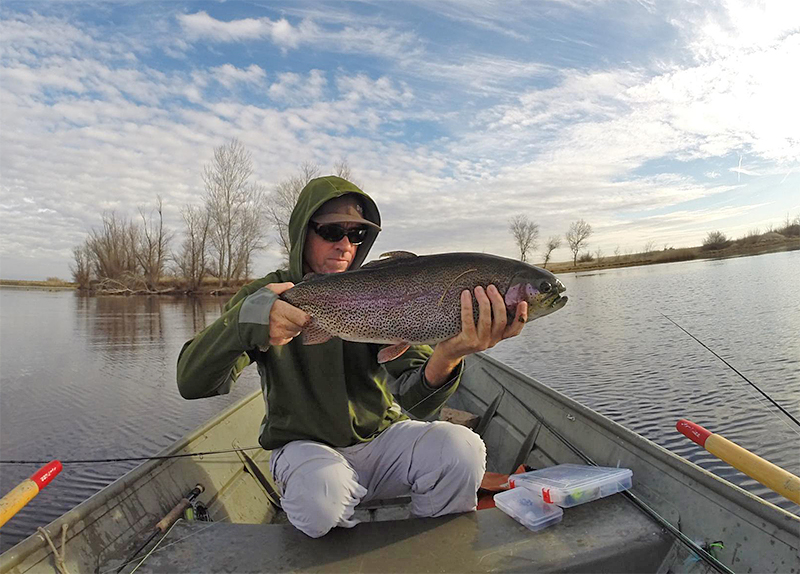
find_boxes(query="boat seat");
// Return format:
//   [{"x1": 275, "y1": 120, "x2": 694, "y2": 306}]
[{"x1": 127, "y1": 494, "x2": 674, "y2": 573}]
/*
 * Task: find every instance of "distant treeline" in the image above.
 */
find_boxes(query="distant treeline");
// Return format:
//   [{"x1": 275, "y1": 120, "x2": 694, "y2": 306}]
[
  {"x1": 510, "y1": 211, "x2": 799, "y2": 272},
  {"x1": 546, "y1": 216, "x2": 800, "y2": 273},
  {"x1": 71, "y1": 140, "x2": 352, "y2": 294}
]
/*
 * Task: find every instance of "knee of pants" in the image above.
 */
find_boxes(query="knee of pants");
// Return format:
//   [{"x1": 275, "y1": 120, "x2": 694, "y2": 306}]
[
  {"x1": 413, "y1": 422, "x2": 486, "y2": 487},
  {"x1": 278, "y1": 458, "x2": 366, "y2": 538}
]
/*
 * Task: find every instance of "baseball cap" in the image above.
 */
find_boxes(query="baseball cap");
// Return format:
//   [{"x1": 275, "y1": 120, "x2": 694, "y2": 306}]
[{"x1": 311, "y1": 195, "x2": 381, "y2": 230}]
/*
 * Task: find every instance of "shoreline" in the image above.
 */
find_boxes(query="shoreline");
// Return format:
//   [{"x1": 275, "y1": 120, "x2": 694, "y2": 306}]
[
  {"x1": 2, "y1": 238, "x2": 797, "y2": 293},
  {"x1": 545, "y1": 237, "x2": 799, "y2": 274}
]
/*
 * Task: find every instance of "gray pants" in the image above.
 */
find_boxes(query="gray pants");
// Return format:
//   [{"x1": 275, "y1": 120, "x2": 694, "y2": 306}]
[{"x1": 270, "y1": 419, "x2": 486, "y2": 538}]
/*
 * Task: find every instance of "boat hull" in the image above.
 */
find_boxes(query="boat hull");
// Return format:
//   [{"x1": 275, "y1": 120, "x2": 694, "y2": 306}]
[{"x1": 1, "y1": 354, "x2": 797, "y2": 573}]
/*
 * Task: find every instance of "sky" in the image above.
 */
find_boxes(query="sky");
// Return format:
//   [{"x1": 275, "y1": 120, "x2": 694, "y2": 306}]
[{"x1": 1, "y1": 0, "x2": 798, "y2": 280}]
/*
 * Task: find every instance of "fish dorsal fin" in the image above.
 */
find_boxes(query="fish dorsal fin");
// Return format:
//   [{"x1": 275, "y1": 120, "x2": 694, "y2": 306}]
[
  {"x1": 380, "y1": 251, "x2": 418, "y2": 260},
  {"x1": 361, "y1": 251, "x2": 418, "y2": 269},
  {"x1": 301, "y1": 272, "x2": 326, "y2": 282}
]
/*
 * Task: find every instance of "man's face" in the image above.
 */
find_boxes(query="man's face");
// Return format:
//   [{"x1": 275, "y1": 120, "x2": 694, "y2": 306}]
[{"x1": 303, "y1": 221, "x2": 361, "y2": 274}]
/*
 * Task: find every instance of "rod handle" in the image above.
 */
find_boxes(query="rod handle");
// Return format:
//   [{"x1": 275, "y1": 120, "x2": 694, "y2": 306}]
[
  {"x1": 155, "y1": 484, "x2": 204, "y2": 533},
  {"x1": 676, "y1": 419, "x2": 712, "y2": 447},
  {"x1": 0, "y1": 461, "x2": 62, "y2": 528},
  {"x1": 676, "y1": 420, "x2": 800, "y2": 505}
]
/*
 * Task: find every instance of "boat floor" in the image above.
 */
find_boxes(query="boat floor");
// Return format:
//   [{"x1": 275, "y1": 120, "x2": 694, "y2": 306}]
[{"x1": 128, "y1": 494, "x2": 673, "y2": 573}]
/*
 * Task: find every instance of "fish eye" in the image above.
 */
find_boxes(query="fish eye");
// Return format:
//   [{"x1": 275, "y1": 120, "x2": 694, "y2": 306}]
[{"x1": 539, "y1": 281, "x2": 551, "y2": 293}]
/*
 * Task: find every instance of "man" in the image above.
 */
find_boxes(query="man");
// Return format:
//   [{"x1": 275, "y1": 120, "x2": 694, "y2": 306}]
[{"x1": 177, "y1": 176, "x2": 527, "y2": 538}]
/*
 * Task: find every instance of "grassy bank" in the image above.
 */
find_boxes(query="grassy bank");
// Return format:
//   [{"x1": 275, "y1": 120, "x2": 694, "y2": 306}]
[
  {"x1": 0, "y1": 277, "x2": 246, "y2": 295},
  {"x1": 546, "y1": 234, "x2": 800, "y2": 274},
  {"x1": 0, "y1": 278, "x2": 77, "y2": 290}
]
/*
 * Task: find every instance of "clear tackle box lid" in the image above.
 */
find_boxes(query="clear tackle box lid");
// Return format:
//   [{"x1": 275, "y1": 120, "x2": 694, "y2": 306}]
[
  {"x1": 508, "y1": 464, "x2": 633, "y2": 508},
  {"x1": 493, "y1": 487, "x2": 564, "y2": 532}
]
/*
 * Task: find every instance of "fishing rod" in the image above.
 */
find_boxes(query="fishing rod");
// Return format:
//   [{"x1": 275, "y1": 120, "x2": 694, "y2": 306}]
[
  {"x1": 660, "y1": 312, "x2": 800, "y2": 429},
  {"x1": 0, "y1": 447, "x2": 263, "y2": 466},
  {"x1": 512, "y1": 393, "x2": 736, "y2": 574},
  {"x1": 115, "y1": 484, "x2": 204, "y2": 573}
]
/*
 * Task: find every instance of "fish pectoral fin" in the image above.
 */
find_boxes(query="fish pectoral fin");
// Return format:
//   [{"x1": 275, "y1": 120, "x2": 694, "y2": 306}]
[
  {"x1": 377, "y1": 343, "x2": 411, "y2": 363},
  {"x1": 301, "y1": 320, "x2": 333, "y2": 345}
]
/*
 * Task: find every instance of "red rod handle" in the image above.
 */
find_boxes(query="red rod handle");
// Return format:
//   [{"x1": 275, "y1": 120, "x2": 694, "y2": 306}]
[
  {"x1": 676, "y1": 419, "x2": 800, "y2": 505},
  {"x1": 0, "y1": 461, "x2": 62, "y2": 528},
  {"x1": 676, "y1": 419, "x2": 712, "y2": 447}
]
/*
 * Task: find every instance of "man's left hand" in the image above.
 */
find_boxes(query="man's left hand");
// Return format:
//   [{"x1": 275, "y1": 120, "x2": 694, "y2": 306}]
[{"x1": 425, "y1": 285, "x2": 527, "y2": 387}]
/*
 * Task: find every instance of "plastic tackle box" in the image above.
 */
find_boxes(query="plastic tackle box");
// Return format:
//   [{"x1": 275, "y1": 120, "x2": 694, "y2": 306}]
[
  {"x1": 493, "y1": 487, "x2": 564, "y2": 532},
  {"x1": 508, "y1": 464, "x2": 633, "y2": 508}
]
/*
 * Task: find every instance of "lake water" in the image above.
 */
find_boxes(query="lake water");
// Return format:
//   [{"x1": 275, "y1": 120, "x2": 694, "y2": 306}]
[{"x1": 1, "y1": 250, "x2": 798, "y2": 552}]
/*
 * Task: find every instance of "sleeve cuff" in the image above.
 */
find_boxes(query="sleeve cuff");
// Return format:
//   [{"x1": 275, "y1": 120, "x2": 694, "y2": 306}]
[
  {"x1": 420, "y1": 358, "x2": 463, "y2": 391},
  {"x1": 238, "y1": 287, "x2": 279, "y2": 350}
]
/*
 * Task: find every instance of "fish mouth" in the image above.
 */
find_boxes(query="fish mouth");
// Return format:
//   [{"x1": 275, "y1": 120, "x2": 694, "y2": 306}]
[{"x1": 544, "y1": 280, "x2": 567, "y2": 309}]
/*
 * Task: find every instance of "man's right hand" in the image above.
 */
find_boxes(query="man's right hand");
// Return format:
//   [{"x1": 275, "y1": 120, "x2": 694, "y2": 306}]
[{"x1": 266, "y1": 283, "x2": 311, "y2": 346}]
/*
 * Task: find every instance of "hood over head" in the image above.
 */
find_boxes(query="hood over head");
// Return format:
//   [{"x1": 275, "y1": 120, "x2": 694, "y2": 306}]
[{"x1": 288, "y1": 176, "x2": 381, "y2": 283}]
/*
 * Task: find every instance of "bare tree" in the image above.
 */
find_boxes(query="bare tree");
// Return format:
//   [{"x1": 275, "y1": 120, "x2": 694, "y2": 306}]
[
  {"x1": 541, "y1": 236, "x2": 561, "y2": 269},
  {"x1": 136, "y1": 196, "x2": 173, "y2": 290},
  {"x1": 175, "y1": 204, "x2": 210, "y2": 291},
  {"x1": 333, "y1": 158, "x2": 353, "y2": 182},
  {"x1": 267, "y1": 162, "x2": 321, "y2": 264},
  {"x1": 642, "y1": 240, "x2": 656, "y2": 255},
  {"x1": 203, "y1": 139, "x2": 268, "y2": 284},
  {"x1": 230, "y1": 184, "x2": 268, "y2": 281},
  {"x1": 70, "y1": 242, "x2": 92, "y2": 289},
  {"x1": 509, "y1": 215, "x2": 539, "y2": 262},
  {"x1": 267, "y1": 160, "x2": 354, "y2": 264},
  {"x1": 86, "y1": 212, "x2": 140, "y2": 282},
  {"x1": 565, "y1": 219, "x2": 592, "y2": 266},
  {"x1": 701, "y1": 230, "x2": 730, "y2": 251}
]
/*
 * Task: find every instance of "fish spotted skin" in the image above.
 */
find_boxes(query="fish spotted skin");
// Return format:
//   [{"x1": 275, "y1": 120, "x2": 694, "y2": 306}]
[{"x1": 281, "y1": 251, "x2": 567, "y2": 348}]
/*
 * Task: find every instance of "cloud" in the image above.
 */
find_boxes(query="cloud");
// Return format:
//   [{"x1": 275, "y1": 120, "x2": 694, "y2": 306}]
[
  {"x1": 673, "y1": 0, "x2": 800, "y2": 62},
  {"x1": 336, "y1": 74, "x2": 414, "y2": 106},
  {"x1": 416, "y1": 56, "x2": 553, "y2": 95},
  {"x1": 177, "y1": 11, "x2": 423, "y2": 60},
  {"x1": 268, "y1": 70, "x2": 327, "y2": 104},
  {"x1": 178, "y1": 11, "x2": 274, "y2": 42},
  {"x1": 209, "y1": 64, "x2": 267, "y2": 89}
]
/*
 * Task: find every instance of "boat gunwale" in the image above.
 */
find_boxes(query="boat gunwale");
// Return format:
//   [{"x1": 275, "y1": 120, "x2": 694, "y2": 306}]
[
  {"x1": 0, "y1": 391, "x2": 265, "y2": 573},
  {"x1": 473, "y1": 353, "x2": 800, "y2": 531}
]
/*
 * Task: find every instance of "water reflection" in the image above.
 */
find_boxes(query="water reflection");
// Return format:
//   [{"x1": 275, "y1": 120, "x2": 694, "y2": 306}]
[
  {"x1": 0, "y1": 291, "x2": 257, "y2": 553},
  {"x1": 75, "y1": 296, "x2": 225, "y2": 350}
]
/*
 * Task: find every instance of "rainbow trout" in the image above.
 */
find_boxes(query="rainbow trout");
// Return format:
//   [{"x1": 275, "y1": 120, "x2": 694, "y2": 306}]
[{"x1": 282, "y1": 251, "x2": 567, "y2": 362}]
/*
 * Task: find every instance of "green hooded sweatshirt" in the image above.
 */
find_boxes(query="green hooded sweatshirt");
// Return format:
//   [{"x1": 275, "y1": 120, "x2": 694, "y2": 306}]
[{"x1": 176, "y1": 176, "x2": 463, "y2": 450}]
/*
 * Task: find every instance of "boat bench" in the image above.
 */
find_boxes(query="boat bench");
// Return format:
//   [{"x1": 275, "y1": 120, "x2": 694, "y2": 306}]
[{"x1": 131, "y1": 494, "x2": 674, "y2": 573}]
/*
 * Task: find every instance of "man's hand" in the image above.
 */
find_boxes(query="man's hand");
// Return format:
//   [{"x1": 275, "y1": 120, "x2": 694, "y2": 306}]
[
  {"x1": 266, "y1": 283, "x2": 311, "y2": 346},
  {"x1": 425, "y1": 285, "x2": 527, "y2": 387}
]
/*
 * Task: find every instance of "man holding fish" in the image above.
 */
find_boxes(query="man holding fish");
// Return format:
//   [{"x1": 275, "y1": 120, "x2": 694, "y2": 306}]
[{"x1": 177, "y1": 176, "x2": 566, "y2": 538}]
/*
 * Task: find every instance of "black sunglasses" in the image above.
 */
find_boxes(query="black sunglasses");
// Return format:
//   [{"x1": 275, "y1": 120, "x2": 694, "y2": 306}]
[{"x1": 308, "y1": 222, "x2": 369, "y2": 245}]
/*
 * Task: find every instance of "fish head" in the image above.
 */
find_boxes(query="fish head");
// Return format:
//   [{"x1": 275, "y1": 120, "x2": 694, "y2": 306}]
[{"x1": 504, "y1": 267, "x2": 568, "y2": 321}]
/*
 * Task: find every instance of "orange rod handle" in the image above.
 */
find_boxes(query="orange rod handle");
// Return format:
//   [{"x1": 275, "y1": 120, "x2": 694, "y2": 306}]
[
  {"x1": 677, "y1": 419, "x2": 800, "y2": 505},
  {"x1": 0, "y1": 461, "x2": 62, "y2": 528}
]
